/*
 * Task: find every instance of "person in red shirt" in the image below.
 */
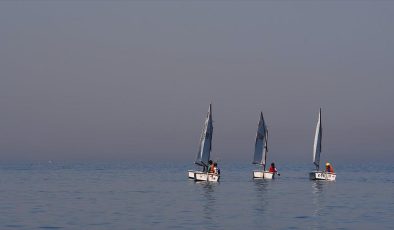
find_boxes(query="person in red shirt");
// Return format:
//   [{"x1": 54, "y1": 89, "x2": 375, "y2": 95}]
[
  {"x1": 268, "y1": 162, "x2": 278, "y2": 174},
  {"x1": 208, "y1": 160, "x2": 215, "y2": 173}
]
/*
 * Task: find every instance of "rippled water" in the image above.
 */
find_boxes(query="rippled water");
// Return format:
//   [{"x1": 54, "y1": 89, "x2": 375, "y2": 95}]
[{"x1": 0, "y1": 162, "x2": 392, "y2": 229}]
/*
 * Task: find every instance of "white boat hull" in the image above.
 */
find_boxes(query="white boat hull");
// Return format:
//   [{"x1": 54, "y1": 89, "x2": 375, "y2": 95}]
[
  {"x1": 194, "y1": 172, "x2": 220, "y2": 182},
  {"x1": 309, "y1": 171, "x2": 336, "y2": 181},
  {"x1": 253, "y1": 171, "x2": 275, "y2": 179},
  {"x1": 188, "y1": 170, "x2": 199, "y2": 179}
]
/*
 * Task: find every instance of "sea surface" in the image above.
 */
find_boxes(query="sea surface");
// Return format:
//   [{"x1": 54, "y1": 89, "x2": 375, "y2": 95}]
[{"x1": 0, "y1": 162, "x2": 393, "y2": 230}]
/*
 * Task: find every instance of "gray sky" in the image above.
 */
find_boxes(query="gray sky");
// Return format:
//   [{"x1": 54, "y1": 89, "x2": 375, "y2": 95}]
[{"x1": 1, "y1": 1, "x2": 393, "y2": 163}]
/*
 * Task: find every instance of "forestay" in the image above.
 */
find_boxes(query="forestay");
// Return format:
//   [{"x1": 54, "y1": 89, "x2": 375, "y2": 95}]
[
  {"x1": 313, "y1": 108, "x2": 322, "y2": 170},
  {"x1": 195, "y1": 104, "x2": 213, "y2": 167},
  {"x1": 253, "y1": 112, "x2": 268, "y2": 166}
]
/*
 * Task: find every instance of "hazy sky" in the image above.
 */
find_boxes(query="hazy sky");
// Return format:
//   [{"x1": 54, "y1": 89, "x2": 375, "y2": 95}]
[{"x1": 1, "y1": 1, "x2": 393, "y2": 163}]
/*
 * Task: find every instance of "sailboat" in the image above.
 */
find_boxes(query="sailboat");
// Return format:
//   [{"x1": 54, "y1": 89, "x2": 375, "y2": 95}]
[
  {"x1": 309, "y1": 108, "x2": 336, "y2": 181},
  {"x1": 252, "y1": 112, "x2": 275, "y2": 179},
  {"x1": 187, "y1": 104, "x2": 220, "y2": 182}
]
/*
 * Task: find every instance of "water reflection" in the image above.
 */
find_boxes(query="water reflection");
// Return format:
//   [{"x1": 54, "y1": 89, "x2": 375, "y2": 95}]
[
  {"x1": 254, "y1": 180, "x2": 269, "y2": 195},
  {"x1": 311, "y1": 181, "x2": 324, "y2": 219},
  {"x1": 253, "y1": 179, "x2": 270, "y2": 214},
  {"x1": 199, "y1": 182, "x2": 217, "y2": 223},
  {"x1": 312, "y1": 181, "x2": 324, "y2": 194}
]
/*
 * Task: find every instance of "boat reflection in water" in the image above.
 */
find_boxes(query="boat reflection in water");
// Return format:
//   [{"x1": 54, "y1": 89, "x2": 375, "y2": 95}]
[
  {"x1": 253, "y1": 179, "x2": 270, "y2": 214},
  {"x1": 311, "y1": 180, "x2": 324, "y2": 228},
  {"x1": 199, "y1": 183, "x2": 219, "y2": 228}
]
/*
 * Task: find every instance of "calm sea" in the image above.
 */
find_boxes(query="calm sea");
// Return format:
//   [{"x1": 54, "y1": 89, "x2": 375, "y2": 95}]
[{"x1": 0, "y1": 162, "x2": 392, "y2": 229}]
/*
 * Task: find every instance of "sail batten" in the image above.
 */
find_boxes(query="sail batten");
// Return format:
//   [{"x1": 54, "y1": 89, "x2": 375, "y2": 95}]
[
  {"x1": 313, "y1": 108, "x2": 322, "y2": 170},
  {"x1": 253, "y1": 112, "x2": 268, "y2": 166},
  {"x1": 195, "y1": 104, "x2": 213, "y2": 167}
]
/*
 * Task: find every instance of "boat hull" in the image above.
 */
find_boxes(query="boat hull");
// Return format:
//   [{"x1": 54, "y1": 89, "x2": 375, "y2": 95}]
[
  {"x1": 188, "y1": 170, "x2": 198, "y2": 179},
  {"x1": 194, "y1": 172, "x2": 220, "y2": 182},
  {"x1": 309, "y1": 171, "x2": 336, "y2": 181},
  {"x1": 253, "y1": 171, "x2": 274, "y2": 179}
]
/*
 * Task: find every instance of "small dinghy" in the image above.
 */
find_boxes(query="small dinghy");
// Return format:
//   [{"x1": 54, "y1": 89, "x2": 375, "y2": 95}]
[
  {"x1": 252, "y1": 112, "x2": 275, "y2": 179},
  {"x1": 309, "y1": 108, "x2": 336, "y2": 181},
  {"x1": 188, "y1": 104, "x2": 220, "y2": 182}
]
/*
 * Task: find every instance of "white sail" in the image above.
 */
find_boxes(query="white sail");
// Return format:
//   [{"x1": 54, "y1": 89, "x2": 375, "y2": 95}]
[
  {"x1": 313, "y1": 108, "x2": 322, "y2": 170},
  {"x1": 253, "y1": 112, "x2": 268, "y2": 167},
  {"x1": 195, "y1": 104, "x2": 213, "y2": 167}
]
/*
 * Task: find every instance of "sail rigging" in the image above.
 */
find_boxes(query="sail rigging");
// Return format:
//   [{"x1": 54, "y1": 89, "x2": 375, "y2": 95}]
[
  {"x1": 313, "y1": 108, "x2": 322, "y2": 170},
  {"x1": 253, "y1": 112, "x2": 268, "y2": 168},
  {"x1": 195, "y1": 104, "x2": 213, "y2": 167}
]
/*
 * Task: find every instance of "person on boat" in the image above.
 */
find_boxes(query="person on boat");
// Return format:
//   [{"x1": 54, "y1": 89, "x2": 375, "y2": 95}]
[
  {"x1": 268, "y1": 162, "x2": 277, "y2": 174},
  {"x1": 207, "y1": 160, "x2": 214, "y2": 173},
  {"x1": 214, "y1": 162, "x2": 220, "y2": 175},
  {"x1": 325, "y1": 162, "x2": 334, "y2": 173}
]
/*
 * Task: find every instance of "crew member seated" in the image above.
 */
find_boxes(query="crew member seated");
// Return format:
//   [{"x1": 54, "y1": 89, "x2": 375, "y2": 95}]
[{"x1": 325, "y1": 162, "x2": 334, "y2": 173}]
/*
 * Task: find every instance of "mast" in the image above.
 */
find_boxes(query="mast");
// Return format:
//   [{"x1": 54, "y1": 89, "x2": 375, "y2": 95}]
[
  {"x1": 195, "y1": 104, "x2": 213, "y2": 169},
  {"x1": 263, "y1": 128, "x2": 268, "y2": 171},
  {"x1": 313, "y1": 108, "x2": 322, "y2": 171},
  {"x1": 253, "y1": 112, "x2": 268, "y2": 168}
]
